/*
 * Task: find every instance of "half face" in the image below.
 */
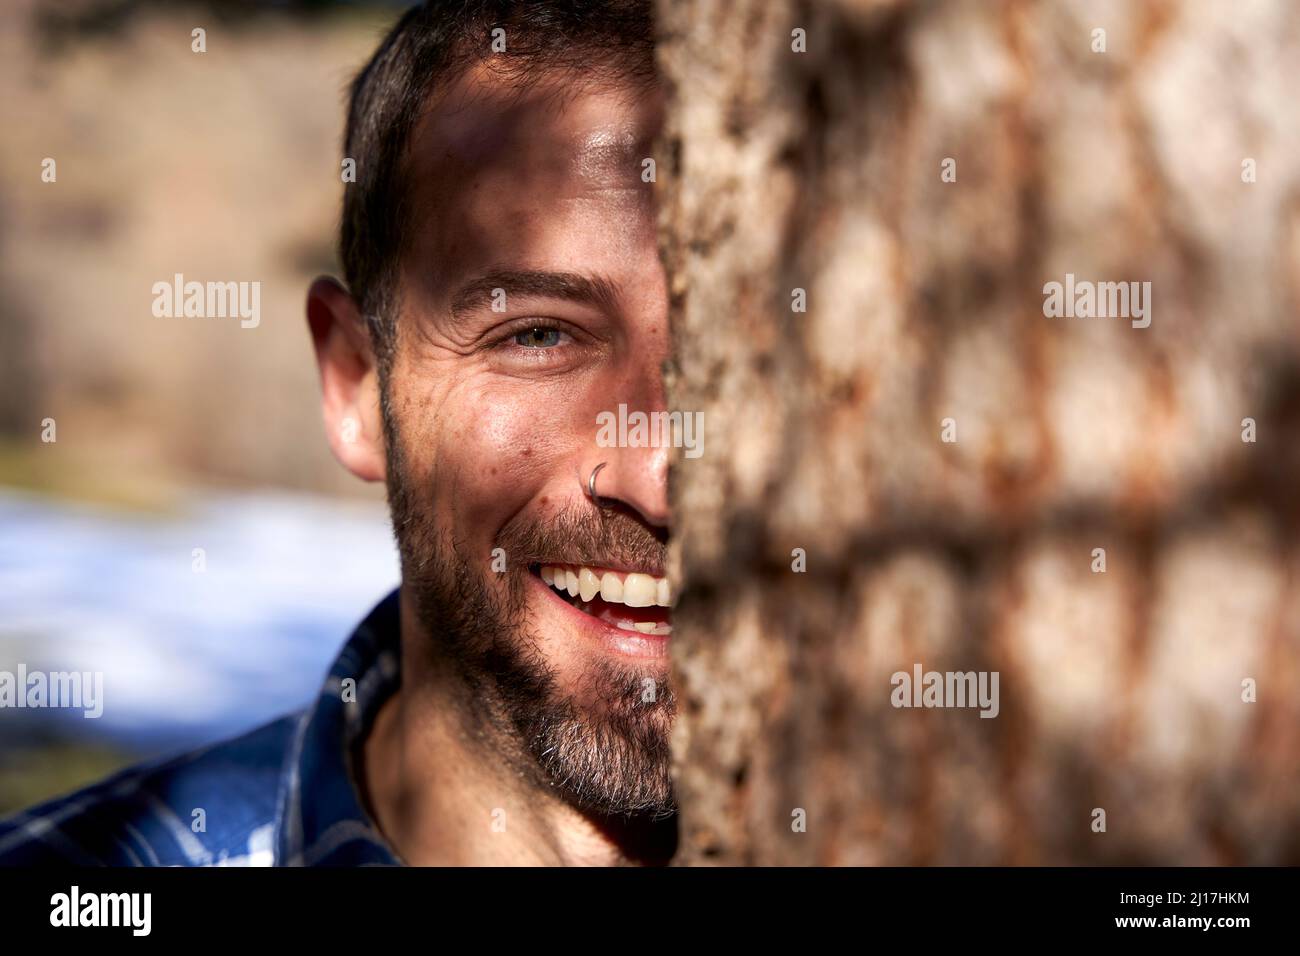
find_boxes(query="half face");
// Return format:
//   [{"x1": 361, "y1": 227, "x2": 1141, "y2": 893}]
[{"x1": 380, "y1": 64, "x2": 674, "y2": 813}]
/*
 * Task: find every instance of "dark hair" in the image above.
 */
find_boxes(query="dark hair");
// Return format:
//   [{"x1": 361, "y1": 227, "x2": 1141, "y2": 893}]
[{"x1": 339, "y1": 0, "x2": 657, "y2": 369}]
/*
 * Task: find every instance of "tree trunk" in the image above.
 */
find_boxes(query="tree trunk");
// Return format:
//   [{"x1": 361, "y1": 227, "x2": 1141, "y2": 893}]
[{"x1": 658, "y1": 0, "x2": 1300, "y2": 865}]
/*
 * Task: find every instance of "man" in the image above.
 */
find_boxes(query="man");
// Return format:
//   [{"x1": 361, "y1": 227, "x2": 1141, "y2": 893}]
[{"x1": 0, "y1": 0, "x2": 677, "y2": 866}]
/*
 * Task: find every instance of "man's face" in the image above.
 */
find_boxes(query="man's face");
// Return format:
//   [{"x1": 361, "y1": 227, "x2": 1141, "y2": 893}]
[{"x1": 383, "y1": 66, "x2": 674, "y2": 815}]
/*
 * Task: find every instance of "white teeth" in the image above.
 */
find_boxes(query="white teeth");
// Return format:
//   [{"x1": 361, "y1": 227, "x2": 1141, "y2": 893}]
[
  {"x1": 542, "y1": 564, "x2": 671, "y2": 614},
  {"x1": 599, "y1": 572, "x2": 623, "y2": 603},
  {"x1": 622, "y1": 573, "x2": 656, "y2": 608},
  {"x1": 633, "y1": 621, "x2": 657, "y2": 633}
]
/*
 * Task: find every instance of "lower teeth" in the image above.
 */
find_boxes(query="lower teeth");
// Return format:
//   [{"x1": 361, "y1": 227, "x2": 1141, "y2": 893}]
[
  {"x1": 616, "y1": 621, "x2": 672, "y2": 635},
  {"x1": 571, "y1": 598, "x2": 672, "y2": 636}
]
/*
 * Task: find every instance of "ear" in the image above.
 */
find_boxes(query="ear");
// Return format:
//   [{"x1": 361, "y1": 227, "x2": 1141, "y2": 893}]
[{"x1": 306, "y1": 276, "x2": 385, "y2": 483}]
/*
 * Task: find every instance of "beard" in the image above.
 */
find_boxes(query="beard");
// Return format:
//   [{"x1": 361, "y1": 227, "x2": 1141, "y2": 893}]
[{"x1": 383, "y1": 421, "x2": 676, "y2": 819}]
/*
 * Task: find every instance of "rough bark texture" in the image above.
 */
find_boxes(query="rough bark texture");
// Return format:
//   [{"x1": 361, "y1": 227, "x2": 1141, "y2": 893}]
[{"x1": 658, "y1": 0, "x2": 1300, "y2": 865}]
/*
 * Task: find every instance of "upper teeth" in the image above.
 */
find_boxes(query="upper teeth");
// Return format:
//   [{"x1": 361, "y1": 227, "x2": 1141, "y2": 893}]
[{"x1": 540, "y1": 565, "x2": 672, "y2": 607}]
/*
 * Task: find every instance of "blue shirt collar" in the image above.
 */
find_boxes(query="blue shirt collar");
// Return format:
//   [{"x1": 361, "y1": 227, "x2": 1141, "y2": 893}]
[{"x1": 274, "y1": 589, "x2": 404, "y2": 866}]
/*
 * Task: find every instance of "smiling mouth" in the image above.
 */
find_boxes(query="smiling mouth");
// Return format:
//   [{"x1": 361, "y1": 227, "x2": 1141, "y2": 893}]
[{"x1": 533, "y1": 564, "x2": 672, "y2": 635}]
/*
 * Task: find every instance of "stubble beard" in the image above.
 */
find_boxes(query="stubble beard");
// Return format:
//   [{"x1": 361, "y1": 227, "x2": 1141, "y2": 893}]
[{"x1": 382, "y1": 417, "x2": 677, "y2": 819}]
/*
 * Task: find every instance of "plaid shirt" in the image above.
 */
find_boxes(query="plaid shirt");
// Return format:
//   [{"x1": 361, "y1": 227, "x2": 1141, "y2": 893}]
[{"x1": 0, "y1": 590, "x2": 403, "y2": 866}]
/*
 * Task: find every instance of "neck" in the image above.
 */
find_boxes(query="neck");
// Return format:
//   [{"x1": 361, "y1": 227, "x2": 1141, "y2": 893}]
[{"x1": 357, "y1": 591, "x2": 676, "y2": 866}]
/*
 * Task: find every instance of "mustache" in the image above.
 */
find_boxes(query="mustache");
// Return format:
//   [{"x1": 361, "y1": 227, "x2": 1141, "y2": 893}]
[{"x1": 498, "y1": 501, "x2": 667, "y2": 577}]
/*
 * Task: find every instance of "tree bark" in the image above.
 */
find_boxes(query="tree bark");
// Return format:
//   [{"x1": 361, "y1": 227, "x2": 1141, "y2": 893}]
[{"x1": 658, "y1": 0, "x2": 1300, "y2": 865}]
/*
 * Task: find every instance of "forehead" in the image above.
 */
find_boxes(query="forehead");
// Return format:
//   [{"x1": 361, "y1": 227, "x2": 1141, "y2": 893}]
[{"x1": 404, "y1": 63, "x2": 664, "y2": 300}]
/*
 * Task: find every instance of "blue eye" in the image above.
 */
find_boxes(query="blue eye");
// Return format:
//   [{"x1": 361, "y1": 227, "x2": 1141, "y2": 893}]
[{"x1": 514, "y1": 327, "x2": 563, "y2": 348}]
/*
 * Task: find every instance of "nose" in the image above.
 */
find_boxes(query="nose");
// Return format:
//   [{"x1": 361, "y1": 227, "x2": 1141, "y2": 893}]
[
  {"x1": 587, "y1": 431, "x2": 670, "y2": 531},
  {"x1": 585, "y1": 267, "x2": 672, "y2": 531}
]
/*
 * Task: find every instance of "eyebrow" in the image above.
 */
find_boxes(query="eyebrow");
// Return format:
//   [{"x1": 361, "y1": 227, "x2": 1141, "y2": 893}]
[{"x1": 449, "y1": 270, "x2": 624, "y2": 321}]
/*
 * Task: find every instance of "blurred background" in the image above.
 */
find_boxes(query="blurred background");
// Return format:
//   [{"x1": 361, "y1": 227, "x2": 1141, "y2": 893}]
[{"x1": 0, "y1": 0, "x2": 406, "y2": 813}]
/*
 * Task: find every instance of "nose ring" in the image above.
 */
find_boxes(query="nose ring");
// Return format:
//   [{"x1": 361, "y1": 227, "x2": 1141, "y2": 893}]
[{"x1": 587, "y1": 462, "x2": 607, "y2": 502}]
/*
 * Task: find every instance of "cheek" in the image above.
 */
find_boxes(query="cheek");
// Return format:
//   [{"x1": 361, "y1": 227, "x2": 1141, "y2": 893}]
[
  {"x1": 389, "y1": 339, "x2": 630, "y2": 536},
  {"x1": 414, "y1": 382, "x2": 586, "y2": 532},
  {"x1": 475, "y1": 398, "x2": 561, "y2": 487}
]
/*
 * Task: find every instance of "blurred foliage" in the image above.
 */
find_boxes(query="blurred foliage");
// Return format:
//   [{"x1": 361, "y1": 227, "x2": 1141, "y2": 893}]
[
  {"x1": 0, "y1": 740, "x2": 142, "y2": 817},
  {"x1": 35, "y1": 0, "x2": 407, "y2": 53}
]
